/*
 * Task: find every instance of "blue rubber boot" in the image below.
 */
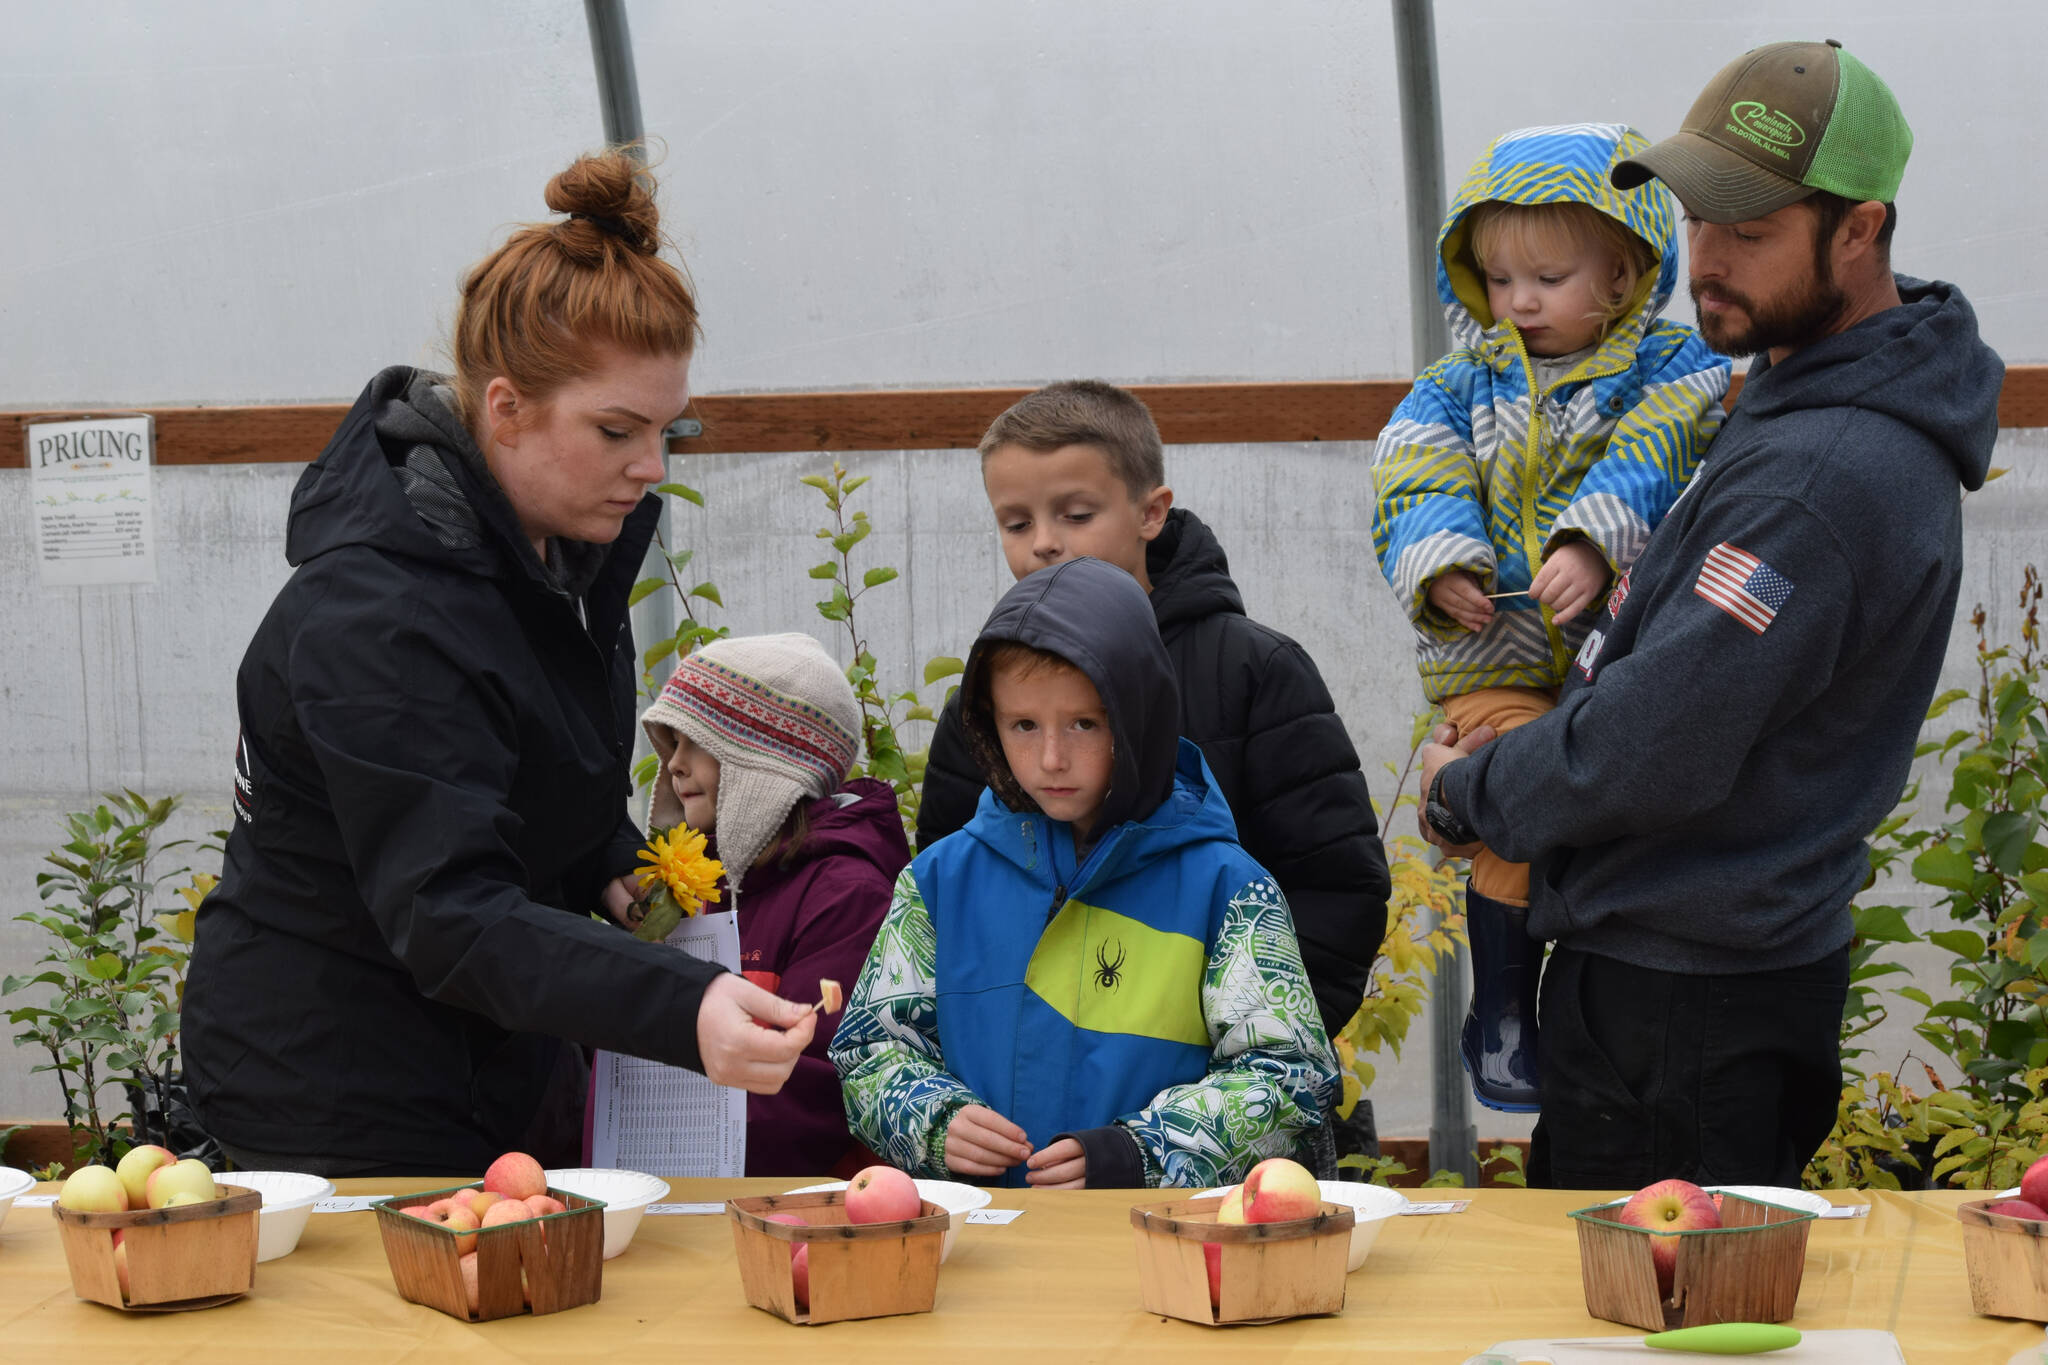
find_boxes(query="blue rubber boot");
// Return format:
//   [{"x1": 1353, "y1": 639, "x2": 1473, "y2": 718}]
[{"x1": 1459, "y1": 883, "x2": 1543, "y2": 1112}]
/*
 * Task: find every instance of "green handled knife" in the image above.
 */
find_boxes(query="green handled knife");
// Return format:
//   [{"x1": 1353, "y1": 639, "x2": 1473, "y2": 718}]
[{"x1": 1553, "y1": 1323, "x2": 1802, "y2": 1354}]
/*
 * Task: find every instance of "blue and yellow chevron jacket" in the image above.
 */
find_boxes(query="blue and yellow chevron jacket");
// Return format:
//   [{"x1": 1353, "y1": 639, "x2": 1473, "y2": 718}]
[
  {"x1": 1371, "y1": 123, "x2": 1732, "y2": 699},
  {"x1": 831, "y1": 739, "x2": 1337, "y2": 1190}
]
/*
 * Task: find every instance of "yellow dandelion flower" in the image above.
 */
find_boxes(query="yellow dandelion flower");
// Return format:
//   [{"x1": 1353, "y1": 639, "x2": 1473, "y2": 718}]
[{"x1": 636, "y1": 825, "x2": 725, "y2": 916}]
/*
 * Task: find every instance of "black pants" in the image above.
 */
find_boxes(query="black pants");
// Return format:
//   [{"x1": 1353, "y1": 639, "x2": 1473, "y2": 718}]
[{"x1": 1528, "y1": 944, "x2": 1849, "y2": 1190}]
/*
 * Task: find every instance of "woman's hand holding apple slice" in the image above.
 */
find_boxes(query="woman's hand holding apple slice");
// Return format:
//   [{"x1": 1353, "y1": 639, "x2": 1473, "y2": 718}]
[{"x1": 697, "y1": 972, "x2": 817, "y2": 1094}]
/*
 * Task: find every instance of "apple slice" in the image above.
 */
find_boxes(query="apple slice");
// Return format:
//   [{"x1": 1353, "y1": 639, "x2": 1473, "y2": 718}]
[{"x1": 815, "y1": 979, "x2": 844, "y2": 1015}]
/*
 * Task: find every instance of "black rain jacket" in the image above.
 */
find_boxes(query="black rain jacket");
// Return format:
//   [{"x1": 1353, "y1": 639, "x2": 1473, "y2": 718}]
[
  {"x1": 184, "y1": 367, "x2": 721, "y2": 1171},
  {"x1": 918, "y1": 508, "x2": 1393, "y2": 1036}
]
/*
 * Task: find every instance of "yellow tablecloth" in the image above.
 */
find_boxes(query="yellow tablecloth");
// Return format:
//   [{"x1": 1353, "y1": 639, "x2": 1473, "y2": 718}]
[{"x1": 1, "y1": 1180, "x2": 2038, "y2": 1362}]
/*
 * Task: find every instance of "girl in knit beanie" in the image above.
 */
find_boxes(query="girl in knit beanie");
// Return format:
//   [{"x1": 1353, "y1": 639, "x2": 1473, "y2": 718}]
[{"x1": 623, "y1": 633, "x2": 909, "y2": 1175}]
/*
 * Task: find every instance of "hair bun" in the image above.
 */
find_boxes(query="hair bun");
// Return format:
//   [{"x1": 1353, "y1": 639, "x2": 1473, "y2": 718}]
[{"x1": 544, "y1": 150, "x2": 662, "y2": 259}]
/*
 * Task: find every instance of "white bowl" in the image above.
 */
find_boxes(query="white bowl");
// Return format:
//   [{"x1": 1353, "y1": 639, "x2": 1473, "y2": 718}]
[
  {"x1": 1704, "y1": 1184, "x2": 1832, "y2": 1217},
  {"x1": 783, "y1": 1178, "x2": 993, "y2": 1261},
  {"x1": 227, "y1": 1170, "x2": 336, "y2": 1261},
  {"x1": 0, "y1": 1167, "x2": 33, "y2": 1233},
  {"x1": 1198, "y1": 1178, "x2": 1410, "y2": 1272},
  {"x1": 544, "y1": 1168, "x2": 667, "y2": 1259}
]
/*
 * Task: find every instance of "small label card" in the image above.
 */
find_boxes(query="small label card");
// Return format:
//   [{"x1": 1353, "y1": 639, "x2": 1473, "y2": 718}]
[
  {"x1": 965, "y1": 1208, "x2": 1024, "y2": 1225},
  {"x1": 15, "y1": 1194, "x2": 57, "y2": 1209},
  {"x1": 313, "y1": 1196, "x2": 400, "y2": 1213},
  {"x1": 1818, "y1": 1204, "x2": 1871, "y2": 1219},
  {"x1": 647, "y1": 1202, "x2": 727, "y2": 1216},
  {"x1": 1398, "y1": 1199, "x2": 1471, "y2": 1215}
]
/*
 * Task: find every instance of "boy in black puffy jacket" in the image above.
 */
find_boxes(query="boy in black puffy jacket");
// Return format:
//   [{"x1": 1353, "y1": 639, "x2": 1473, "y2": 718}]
[{"x1": 917, "y1": 381, "x2": 1393, "y2": 1047}]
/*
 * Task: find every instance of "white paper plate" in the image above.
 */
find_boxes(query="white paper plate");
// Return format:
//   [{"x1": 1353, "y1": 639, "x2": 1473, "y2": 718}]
[
  {"x1": 544, "y1": 1168, "x2": 666, "y2": 1259},
  {"x1": 1197, "y1": 1178, "x2": 1409, "y2": 1271},
  {"x1": 223, "y1": 1170, "x2": 336, "y2": 1261},
  {"x1": 0, "y1": 1167, "x2": 35, "y2": 1234},
  {"x1": 1705, "y1": 1184, "x2": 1832, "y2": 1217},
  {"x1": 782, "y1": 1178, "x2": 992, "y2": 1261}
]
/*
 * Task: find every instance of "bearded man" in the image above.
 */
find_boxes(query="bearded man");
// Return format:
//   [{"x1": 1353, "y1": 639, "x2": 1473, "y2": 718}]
[{"x1": 1417, "y1": 39, "x2": 2004, "y2": 1189}]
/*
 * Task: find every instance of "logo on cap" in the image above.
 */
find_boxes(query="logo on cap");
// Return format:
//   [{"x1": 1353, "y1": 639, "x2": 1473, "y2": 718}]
[{"x1": 1725, "y1": 101, "x2": 1806, "y2": 159}]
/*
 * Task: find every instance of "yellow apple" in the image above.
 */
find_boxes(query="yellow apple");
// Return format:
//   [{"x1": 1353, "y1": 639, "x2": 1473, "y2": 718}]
[
  {"x1": 114, "y1": 1145, "x2": 176, "y2": 1209},
  {"x1": 144, "y1": 1158, "x2": 217, "y2": 1209},
  {"x1": 57, "y1": 1164, "x2": 129, "y2": 1213}
]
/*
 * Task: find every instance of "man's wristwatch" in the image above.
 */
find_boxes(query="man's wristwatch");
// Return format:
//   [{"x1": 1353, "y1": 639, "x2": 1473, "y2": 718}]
[{"x1": 1425, "y1": 766, "x2": 1477, "y2": 846}]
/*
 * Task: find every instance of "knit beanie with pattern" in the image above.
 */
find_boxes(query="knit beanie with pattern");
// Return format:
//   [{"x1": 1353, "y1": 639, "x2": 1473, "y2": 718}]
[{"x1": 640, "y1": 633, "x2": 862, "y2": 892}]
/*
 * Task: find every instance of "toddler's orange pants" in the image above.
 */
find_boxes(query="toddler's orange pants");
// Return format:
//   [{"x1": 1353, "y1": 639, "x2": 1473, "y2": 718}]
[{"x1": 1439, "y1": 685, "x2": 1559, "y2": 907}]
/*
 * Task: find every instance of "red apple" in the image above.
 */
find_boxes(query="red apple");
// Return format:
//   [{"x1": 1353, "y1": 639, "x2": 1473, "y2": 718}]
[
  {"x1": 483, "y1": 1151, "x2": 548, "y2": 1201},
  {"x1": 1617, "y1": 1179, "x2": 1721, "y2": 1299},
  {"x1": 401, "y1": 1204, "x2": 445, "y2": 1224},
  {"x1": 459, "y1": 1250, "x2": 480, "y2": 1316},
  {"x1": 112, "y1": 1232, "x2": 131, "y2": 1302},
  {"x1": 1985, "y1": 1199, "x2": 2048, "y2": 1221},
  {"x1": 527, "y1": 1195, "x2": 566, "y2": 1217},
  {"x1": 1241, "y1": 1157, "x2": 1320, "y2": 1223},
  {"x1": 2021, "y1": 1156, "x2": 2048, "y2": 1213},
  {"x1": 161, "y1": 1191, "x2": 210, "y2": 1207},
  {"x1": 425, "y1": 1197, "x2": 464, "y2": 1219},
  {"x1": 57, "y1": 1164, "x2": 129, "y2": 1213},
  {"x1": 481, "y1": 1197, "x2": 534, "y2": 1229},
  {"x1": 791, "y1": 1243, "x2": 811, "y2": 1310},
  {"x1": 844, "y1": 1165, "x2": 921, "y2": 1224},
  {"x1": 114, "y1": 1145, "x2": 176, "y2": 1210},
  {"x1": 462, "y1": 1189, "x2": 504, "y2": 1218},
  {"x1": 444, "y1": 1203, "x2": 482, "y2": 1254},
  {"x1": 1205, "y1": 1185, "x2": 1248, "y2": 1309}
]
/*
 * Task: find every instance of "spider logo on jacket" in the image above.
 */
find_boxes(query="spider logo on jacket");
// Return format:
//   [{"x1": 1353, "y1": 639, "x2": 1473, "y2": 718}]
[{"x1": 1093, "y1": 940, "x2": 1126, "y2": 992}]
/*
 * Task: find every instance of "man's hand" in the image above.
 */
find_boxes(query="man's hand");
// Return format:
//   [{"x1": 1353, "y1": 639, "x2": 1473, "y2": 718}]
[
  {"x1": 602, "y1": 875, "x2": 646, "y2": 928},
  {"x1": 945, "y1": 1104, "x2": 1032, "y2": 1178},
  {"x1": 1418, "y1": 722, "x2": 1496, "y2": 857},
  {"x1": 1428, "y1": 570, "x2": 1496, "y2": 634},
  {"x1": 1531, "y1": 541, "x2": 1611, "y2": 625},
  {"x1": 695, "y1": 972, "x2": 817, "y2": 1094},
  {"x1": 1024, "y1": 1137, "x2": 1087, "y2": 1189}
]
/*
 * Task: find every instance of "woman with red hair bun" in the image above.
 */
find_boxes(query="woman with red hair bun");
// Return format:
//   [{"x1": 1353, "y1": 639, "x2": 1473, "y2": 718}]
[{"x1": 183, "y1": 151, "x2": 817, "y2": 1176}]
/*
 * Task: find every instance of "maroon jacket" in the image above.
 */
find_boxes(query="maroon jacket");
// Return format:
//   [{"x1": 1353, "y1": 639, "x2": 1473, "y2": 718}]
[{"x1": 731, "y1": 778, "x2": 908, "y2": 1176}]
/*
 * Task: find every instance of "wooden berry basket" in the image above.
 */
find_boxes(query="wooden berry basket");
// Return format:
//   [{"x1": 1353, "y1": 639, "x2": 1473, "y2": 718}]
[
  {"x1": 728, "y1": 1190, "x2": 950, "y2": 1325},
  {"x1": 1959, "y1": 1198, "x2": 2048, "y2": 1320},
  {"x1": 1129, "y1": 1194, "x2": 1355, "y2": 1326},
  {"x1": 53, "y1": 1183, "x2": 263, "y2": 1312},
  {"x1": 1569, "y1": 1193, "x2": 1815, "y2": 1333},
  {"x1": 372, "y1": 1183, "x2": 605, "y2": 1322}
]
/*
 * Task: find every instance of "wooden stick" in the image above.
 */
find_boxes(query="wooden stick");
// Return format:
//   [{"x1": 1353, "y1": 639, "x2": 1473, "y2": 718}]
[{"x1": 1485, "y1": 590, "x2": 1531, "y2": 599}]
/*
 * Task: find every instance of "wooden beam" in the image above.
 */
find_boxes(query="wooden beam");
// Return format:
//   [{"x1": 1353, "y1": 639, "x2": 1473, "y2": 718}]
[{"x1": 2, "y1": 365, "x2": 2043, "y2": 468}]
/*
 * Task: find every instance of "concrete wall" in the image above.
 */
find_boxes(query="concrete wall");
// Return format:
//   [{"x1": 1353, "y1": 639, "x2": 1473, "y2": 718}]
[{"x1": 4, "y1": 1, "x2": 2044, "y2": 1143}]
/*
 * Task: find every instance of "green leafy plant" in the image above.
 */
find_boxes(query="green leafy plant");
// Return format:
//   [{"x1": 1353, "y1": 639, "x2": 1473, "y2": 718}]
[
  {"x1": 800, "y1": 459, "x2": 962, "y2": 845},
  {"x1": 3, "y1": 793, "x2": 193, "y2": 1169},
  {"x1": 629, "y1": 479, "x2": 731, "y2": 791},
  {"x1": 1332, "y1": 711, "x2": 1468, "y2": 1142},
  {"x1": 1809, "y1": 564, "x2": 2048, "y2": 1189}
]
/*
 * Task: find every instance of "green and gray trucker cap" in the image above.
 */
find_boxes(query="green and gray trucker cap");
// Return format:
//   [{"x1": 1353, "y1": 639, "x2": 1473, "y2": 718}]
[{"x1": 1612, "y1": 39, "x2": 1912, "y2": 223}]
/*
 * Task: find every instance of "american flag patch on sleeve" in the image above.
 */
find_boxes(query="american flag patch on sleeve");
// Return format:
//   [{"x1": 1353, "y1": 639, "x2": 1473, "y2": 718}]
[{"x1": 1694, "y1": 542, "x2": 1793, "y2": 633}]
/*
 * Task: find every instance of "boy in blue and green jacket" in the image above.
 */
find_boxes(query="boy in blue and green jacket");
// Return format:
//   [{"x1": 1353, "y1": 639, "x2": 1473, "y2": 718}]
[
  {"x1": 1372, "y1": 122, "x2": 1731, "y2": 1113},
  {"x1": 830, "y1": 556, "x2": 1337, "y2": 1189}
]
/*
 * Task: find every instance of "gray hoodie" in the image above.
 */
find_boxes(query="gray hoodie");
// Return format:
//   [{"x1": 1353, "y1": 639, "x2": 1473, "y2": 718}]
[{"x1": 1440, "y1": 276, "x2": 2004, "y2": 973}]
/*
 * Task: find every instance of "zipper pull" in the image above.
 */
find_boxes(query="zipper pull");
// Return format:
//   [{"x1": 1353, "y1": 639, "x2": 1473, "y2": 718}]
[{"x1": 1049, "y1": 884, "x2": 1066, "y2": 921}]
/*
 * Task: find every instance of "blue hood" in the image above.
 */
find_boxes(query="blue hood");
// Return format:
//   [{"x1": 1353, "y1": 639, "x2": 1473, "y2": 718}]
[{"x1": 1438, "y1": 123, "x2": 1679, "y2": 359}]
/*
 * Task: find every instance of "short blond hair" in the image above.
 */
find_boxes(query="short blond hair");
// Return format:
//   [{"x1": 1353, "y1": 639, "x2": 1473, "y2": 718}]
[{"x1": 1467, "y1": 200, "x2": 1658, "y2": 333}]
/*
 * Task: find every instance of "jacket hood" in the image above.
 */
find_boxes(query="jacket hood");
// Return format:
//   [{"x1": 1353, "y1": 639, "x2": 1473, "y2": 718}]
[
  {"x1": 959, "y1": 557, "x2": 1179, "y2": 835},
  {"x1": 286, "y1": 365, "x2": 621, "y2": 596},
  {"x1": 1438, "y1": 123, "x2": 1679, "y2": 364},
  {"x1": 1737, "y1": 276, "x2": 2003, "y2": 492},
  {"x1": 1146, "y1": 507, "x2": 1244, "y2": 635},
  {"x1": 739, "y1": 777, "x2": 910, "y2": 891}
]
